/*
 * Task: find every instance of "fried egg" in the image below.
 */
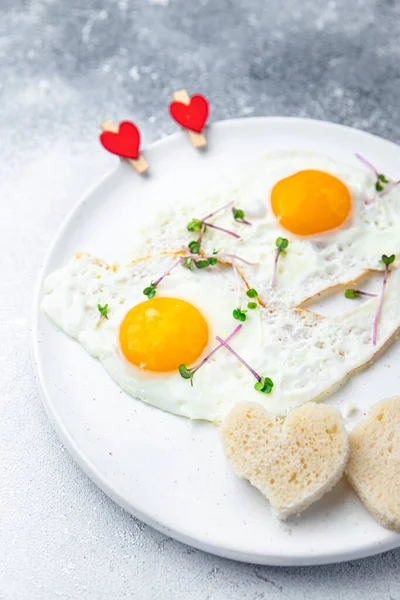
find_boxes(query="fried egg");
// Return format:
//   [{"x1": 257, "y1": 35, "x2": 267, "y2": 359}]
[
  {"x1": 131, "y1": 151, "x2": 400, "y2": 308},
  {"x1": 42, "y1": 252, "x2": 400, "y2": 421}
]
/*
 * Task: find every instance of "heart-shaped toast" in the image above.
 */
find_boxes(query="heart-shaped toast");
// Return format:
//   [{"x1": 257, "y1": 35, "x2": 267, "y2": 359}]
[
  {"x1": 221, "y1": 402, "x2": 349, "y2": 518},
  {"x1": 346, "y1": 397, "x2": 400, "y2": 531}
]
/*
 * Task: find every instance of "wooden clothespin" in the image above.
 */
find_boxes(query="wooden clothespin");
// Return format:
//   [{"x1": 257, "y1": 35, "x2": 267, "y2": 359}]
[
  {"x1": 100, "y1": 120, "x2": 149, "y2": 174},
  {"x1": 170, "y1": 90, "x2": 209, "y2": 149}
]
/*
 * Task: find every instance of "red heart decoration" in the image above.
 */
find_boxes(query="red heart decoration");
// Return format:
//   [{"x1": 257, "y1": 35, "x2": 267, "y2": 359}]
[
  {"x1": 169, "y1": 94, "x2": 209, "y2": 133},
  {"x1": 100, "y1": 121, "x2": 141, "y2": 159}
]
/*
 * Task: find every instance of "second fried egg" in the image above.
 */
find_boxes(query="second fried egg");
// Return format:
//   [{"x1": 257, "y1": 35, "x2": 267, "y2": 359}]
[{"x1": 130, "y1": 151, "x2": 400, "y2": 308}]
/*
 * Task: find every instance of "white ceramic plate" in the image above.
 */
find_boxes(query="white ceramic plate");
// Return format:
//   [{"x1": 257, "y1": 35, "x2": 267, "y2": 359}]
[{"x1": 32, "y1": 118, "x2": 400, "y2": 566}]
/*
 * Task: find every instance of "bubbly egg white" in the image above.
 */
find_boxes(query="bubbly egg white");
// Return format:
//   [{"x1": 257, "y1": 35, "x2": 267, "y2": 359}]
[{"x1": 42, "y1": 253, "x2": 400, "y2": 421}]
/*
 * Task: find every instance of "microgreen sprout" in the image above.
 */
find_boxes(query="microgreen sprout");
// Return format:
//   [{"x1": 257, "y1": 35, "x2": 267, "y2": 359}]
[
  {"x1": 372, "y1": 254, "x2": 395, "y2": 345},
  {"x1": 178, "y1": 324, "x2": 242, "y2": 385},
  {"x1": 143, "y1": 248, "x2": 255, "y2": 300},
  {"x1": 180, "y1": 246, "x2": 219, "y2": 270},
  {"x1": 143, "y1": 285, "x2": 156, "y2": 299},
  {"x1": 233, "y1": 308, "x2": 247, "y2": 322},
  {"x1": 254, "y1": 377, "x2": 274, "y2": 393},
  {"x1": 201, "y1": 222, "x2": 241, "y2": 238},
  {"x1": 143, "y1": 256, "x2": 183, "y2": 298},
  {"x1": 181, "y1": 257, "x2": 195, "y2": 271},
  {"x1": 196, "y1": 259, "x2": 211, "y2": 269},
  {"x1": 355, "y1": 154, "x2": 399, "y2": 200},
  {"x1": 188, "y1": 240, "x2": 200, "y2": 254},
  {"x1": 215, "y1": 335, "x2": 274, "y2": 394},
  {"x1": 187, "y1": 218, "x2": 203, "y2": 233},
  {"x1": 271, "y1": 237, "x2": 289, "y2": 288},
  {"x1": 186, "y1": 200, "x2": 241, "y2": 242},
  {"x1": 96, "y1": 303, "x2": 109, "y2": 327},
  {"x1": 375, "y1": 173, "x2": 389, "y2": 192},
  {"x1": 208, "y1": 250, "x2": 218, "y2": 266},
  {"x1": 246, "y1": 288, "x2": 258, "y2": 310},
  {"x1": 231, "y1": 258, "x2": 249, "y2": 321},
  {"x1": 232, "y1": 206, "x2": 251, "y2": 225},
  {"x1": 276, "y1": 237, "x2": 289, "y2": 250},
  {"x1": 97, "y1": 304, "x2": 109, "y2": 319},
  {"x1": 345, "y1": 289, "x2": 378, "y2": 299},
  {"x1": 382, "y1": 254, "x2": 395, "y2": 265},
  {"x1": 181, "y1": 247, "x2": 255, "y2": 271}
]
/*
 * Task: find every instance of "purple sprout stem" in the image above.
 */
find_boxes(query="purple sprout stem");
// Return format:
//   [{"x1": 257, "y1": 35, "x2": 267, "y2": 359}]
[
  {"x1": 201, "y1": 200, "x2": 234, "y2": 222},
  {"x1": 215, "y1": 335, "x2": 261, "y2": 382},
  {"x1": 152, "y1": 256, "x2": 183, "y2": 287},
  {"x1": 203, "y1": 221, "x2": 241, "y2": 239},
  {"x1": 238, "y1": 217, "x2": 252, "y2": 226},
  {"x1": 372, "y1": 265, "x2": 390, "y2": 346},
  {"x1": 355, "y1": 153, "x2": 379, "y2": 177},
  {"x1": 191, "y1": 324, "x2": 242, "y2": 374},
  {"x1": 354, "y1": 290, "x2": 378, "y2": 298},
  {"x1": 379, "y1": 180, "x2": 400, "y2": 196},
  {"x1": 222, "y1": 254, "x2": 259, "y2": 266},
  {"x1": 271, "y1": 247, "x2": 281, "y2": 288}
]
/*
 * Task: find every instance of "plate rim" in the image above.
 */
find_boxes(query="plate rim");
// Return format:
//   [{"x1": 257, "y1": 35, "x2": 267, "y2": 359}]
[{"x1": 31, "y1": 116, "x2": 400, "y2": 566}]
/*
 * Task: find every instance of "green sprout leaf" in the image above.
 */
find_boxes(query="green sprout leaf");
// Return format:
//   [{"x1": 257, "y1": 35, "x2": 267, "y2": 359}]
[
  {"x1": 187, "y1": 218, "x2": 203, "y2": 233},
  {"x1": 143, "y1": 285, "x2": 156, "y2": 299},
  {"x1": 246, "y1": 288, "x2": 258, "y2": 298},
  {"x1": 345, "y1": 289, "x2": 360, "y2": 299},
  {"x1": 375, "y1": 182, "x2": 384, "y2": 192},
  {"x1": 196, "y1": 259, "x2": 210, "y2": 269},
  {"x1": 382, "y1": 254, "x2": 395, "y2": 266},
  {"x1": 178, "y1": 364, "x2": 193, "y2": 380},
  {"x1": 378, "y1": 174, "x2": 389, "y2": 183},
  {"x1": 188, "y1": 240, "x2": 200, "y2": 254},
  {"x1": 247, "y1": 301, "x2": 257, "y2": 309},
  {"x1": 233, "y1": 308, "x2": 247, "y2": 322},
  {"x1": 208, "y1": 256, "x2": 218, "y2": 266},
  {"x1": 231, "y1": 206, "x2": 251, "y2": 225},
  {"x1": 181, "y1": 257, "x2": 195, "y2": 271},
  {"x1": 232, "y1": 207, "x2": 245, "y2": 221},
  {"x1": 97, "y1": 303, "x2": 109, "y2": 319},
  {"x1": 276, "y1": 237, "x2": 289, "y2": 250},
  {"x1": 254, "y1": 376, "x2": 274, "y2": 394}
]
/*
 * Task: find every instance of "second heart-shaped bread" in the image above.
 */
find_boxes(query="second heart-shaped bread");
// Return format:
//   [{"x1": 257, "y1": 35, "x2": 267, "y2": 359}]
[
  {"x1": 221, "y1": 402, "x2": 349, "y2": 518},
  {"x1": 346, "y1": 397, "x2": 400, "y2": 531}
]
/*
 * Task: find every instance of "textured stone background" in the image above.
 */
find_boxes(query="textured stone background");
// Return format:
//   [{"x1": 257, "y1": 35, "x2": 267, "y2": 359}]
[{"x1": 1, "y1": 0, "x2": 400, "y2": 598}]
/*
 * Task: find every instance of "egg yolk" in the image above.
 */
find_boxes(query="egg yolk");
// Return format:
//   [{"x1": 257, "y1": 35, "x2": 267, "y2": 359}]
[
  {"x1": 271, "y1": 170, "x2": 352, "y2": 236},
  {"x1": 119, "y1": 297, "x2": 209, "y2": 372}
]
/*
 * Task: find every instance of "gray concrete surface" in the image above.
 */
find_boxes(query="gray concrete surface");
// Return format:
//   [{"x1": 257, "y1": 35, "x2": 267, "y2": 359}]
[{"x1": 1, "y1": 0, "x2": 400, "y2": 598}]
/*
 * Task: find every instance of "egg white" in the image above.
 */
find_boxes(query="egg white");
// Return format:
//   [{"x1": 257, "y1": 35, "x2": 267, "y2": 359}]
[{"x1": 42, "y1": 252, "x2": 400, "y2": 421}]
